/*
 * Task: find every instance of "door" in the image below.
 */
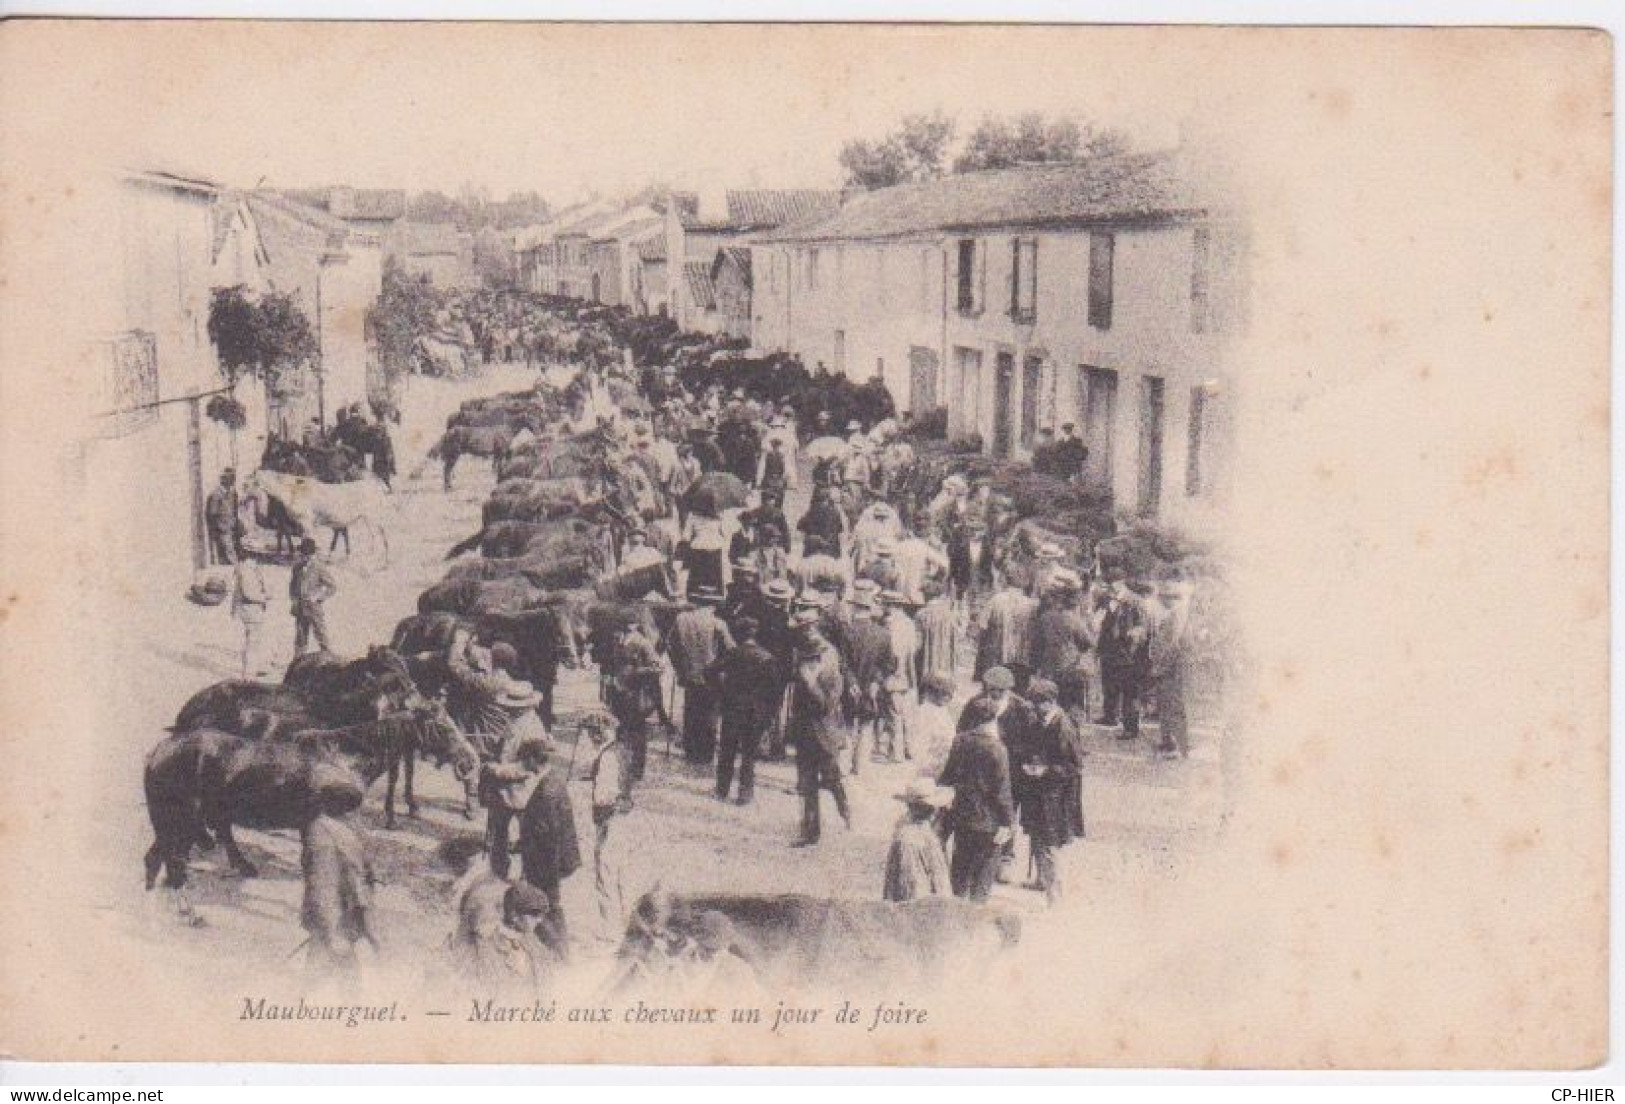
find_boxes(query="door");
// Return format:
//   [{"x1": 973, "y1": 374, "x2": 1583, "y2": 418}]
[
  {"x1": 993, "y1": 351, "x2": 1016, "y2": 457},
  {"x1": 590, "y1": 273, "x2": 602, "y2": 303},
  {"x1": 1137, "y1": 375, "x2": 1165, "y2": 517},
  {"x1": 1080, "y1": 366, "x2": 1118, "y2": 491},
  {"x1": 1019, "y1": 353, "x2": 1043, "y2": 450},
  {"x1": 908, "y1": 346, "x2": 939, "y2": 414},
  {"x1": 186, "y1": 397, "x2": 207, "y2": 571},
  {"x1": 952, "y1": 347, "x2": 982, "y2": 440},
  {"x1": 833, "y1": 330, "x2": 847, "y2": 378}
]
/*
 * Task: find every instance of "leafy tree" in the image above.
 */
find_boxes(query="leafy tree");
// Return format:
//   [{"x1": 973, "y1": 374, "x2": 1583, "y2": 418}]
[
  {"x1": 207, "y1": 285, "x2": 317, "y2": 391},
  {"x1": 366, "y1": 256, "x2": 441, "y2": 385},
  {"x1": 953, "y1": 112, "x2": 1131, "y2": 173},
  {"x1": 839, "y1": 111, "x2": 957, "y2": 189}
]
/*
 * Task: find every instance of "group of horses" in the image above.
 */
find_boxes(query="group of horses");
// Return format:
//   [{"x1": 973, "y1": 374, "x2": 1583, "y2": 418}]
[{"x1": 143, "y1": 647, "x2": 482, "y2": 909}]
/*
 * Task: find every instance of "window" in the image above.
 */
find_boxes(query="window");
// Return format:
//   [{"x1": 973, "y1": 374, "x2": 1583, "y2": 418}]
[
  {"x1": 1011, "y1": 237, "x2": 1038, "y2": 322},
  {"x1": 833, "y1": 330, "x2": 846, "y2": 377},
  {"x1": 807, "y1": 248, "x2": 820, "y2": 291},
  {"x1": 1137, "y1": 375, "x2": 1165, "y2": 516},
  {"x1": 1088, "y1": 231, "x2": 1115, "y2": 330},
  {"x1": 1190, "y1": 227, "x2": 1211, "y2": 333},
  {"x1": 1187, "y1": 380, "x2": 1221, "y2": 496},
  {"x1": 952, "y1": 346, "x2": 983, "y2": 440},
  {"x1": 956, "y1": 238, "x2": 984, "y2": 315},
  {"x1": 875, "y1": 356, "x2": 885, "y2": 383}
]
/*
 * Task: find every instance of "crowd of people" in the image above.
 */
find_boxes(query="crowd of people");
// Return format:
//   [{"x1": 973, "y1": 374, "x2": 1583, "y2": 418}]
[{"x1": 185, "y1": 290, "x2": 1215, "y2": 999}]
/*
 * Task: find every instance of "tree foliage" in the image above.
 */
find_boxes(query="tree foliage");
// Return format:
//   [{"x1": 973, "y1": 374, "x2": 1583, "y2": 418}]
[
  {"x1": 207, "y1": 285, "x2": 318, "y2": 390},
  {"x1": 953, "y1": 112, "x2": 1131, "y2": 173},
  {"x1": 838, "y1": 111, "x2": 956, "y2": 189},
  {"x1": 366, "y1": 256, "x2": 442, "y2": 382}
]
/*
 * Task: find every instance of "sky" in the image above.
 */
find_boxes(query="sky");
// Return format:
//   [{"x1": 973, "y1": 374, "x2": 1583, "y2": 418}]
[{"x1": 14, "y1": 22, "x2": 1189, "y2": 212}]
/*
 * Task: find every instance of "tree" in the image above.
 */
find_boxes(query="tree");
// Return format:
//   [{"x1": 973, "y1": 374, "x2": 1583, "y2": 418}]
[
  {"x1": 208, "y1": 285, "x2": 318, "y2": 391},
  {"x1": 953, "y1": 112, "x2": 1131, "y2": 173},
  {"x1": 839, "y1": 111, "x2": 957, "y2": 189},
  {"x1": 366, "y1": 256, "x2": 441, "y2": 388}
]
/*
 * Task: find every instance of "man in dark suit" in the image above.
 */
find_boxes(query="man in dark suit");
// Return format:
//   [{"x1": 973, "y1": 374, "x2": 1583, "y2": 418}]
[
  {"x1": 787, "y1": 610, "x2": 851, "y2": 846},
  {"x1": 709, "y1": 616, "x2": 783, "y2": 805},
  {"x1": 938, "y1": 699, "x2": 1015, "y2": 901},
  {"x1": 1097, "y1": 582, "x2": 1151, "y2": 740}
]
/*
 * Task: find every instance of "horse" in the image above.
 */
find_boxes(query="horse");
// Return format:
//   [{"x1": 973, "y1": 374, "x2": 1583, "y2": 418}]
[
  {"x1": 432, "y1": 425, "x2": 514, "y2": 491},
  {"x1": 142, "y1": 706, "x2": 478, "y2": 896},
  {"x1": 243, "y1": 469, "x2": 392, "y2": 568},
  {"x1": 282, "y1": 645, "x2": 425, "y2": 725}
]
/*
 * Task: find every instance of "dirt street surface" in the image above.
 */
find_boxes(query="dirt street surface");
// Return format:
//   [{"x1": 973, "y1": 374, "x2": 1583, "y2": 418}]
[{"x1": 95, "y1": 364, "x2": 1228, "y2": 1001}]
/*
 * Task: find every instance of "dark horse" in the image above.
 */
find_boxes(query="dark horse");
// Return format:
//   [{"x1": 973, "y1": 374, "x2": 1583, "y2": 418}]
[
  {"x1": 143, "y1": 705, "x2": 480, "y2": 895},
  {"x1": 172, "y1": 647, "x2": 423, "y2": 738}
]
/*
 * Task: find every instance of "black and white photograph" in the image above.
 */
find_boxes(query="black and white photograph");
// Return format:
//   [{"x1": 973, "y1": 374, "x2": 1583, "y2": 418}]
[{"x1": 0, "y1": 19, "x2": 1609, "y2": 1072}]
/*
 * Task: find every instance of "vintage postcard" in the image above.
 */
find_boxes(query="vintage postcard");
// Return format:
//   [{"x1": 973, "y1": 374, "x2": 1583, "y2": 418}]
[{"x1": 0, "y1": 21, "x2": 1609, "y2": 1068}]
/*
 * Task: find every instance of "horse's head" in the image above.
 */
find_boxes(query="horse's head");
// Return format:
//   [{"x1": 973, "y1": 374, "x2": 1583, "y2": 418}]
[
  {"x1": 366, "y1": 646, "x2": 426, "y2": 718},
  {"x1": 418, "y1": 697, "x2": 482, "y2": 786}
]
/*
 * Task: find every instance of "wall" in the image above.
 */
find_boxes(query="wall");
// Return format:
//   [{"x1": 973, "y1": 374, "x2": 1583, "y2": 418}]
[{"x1": 943, "y1": 220, "x2": 1237, "y2": 534}]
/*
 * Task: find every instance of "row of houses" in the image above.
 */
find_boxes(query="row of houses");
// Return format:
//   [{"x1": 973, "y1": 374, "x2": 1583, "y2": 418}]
[{"x1": 514, "y1": 152, "x2": 1244, "y2": 534}]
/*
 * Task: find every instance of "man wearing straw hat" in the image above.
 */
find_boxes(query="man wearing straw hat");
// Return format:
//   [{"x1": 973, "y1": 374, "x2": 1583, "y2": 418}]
[{"x1": 477, "y1": 684, "x2": 549, "y2": 880}]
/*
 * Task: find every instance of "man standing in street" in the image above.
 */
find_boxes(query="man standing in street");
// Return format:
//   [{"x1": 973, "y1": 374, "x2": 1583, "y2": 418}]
[
  {"x1": 1015, "y1": 679, "x2": 1087, "y2": 905},
  {"x1": 787, "y1": 609, "x2": 852, "y2": 847},
  {"x1": 231, "y1": 557, "x2": 271, "y2": 678},
  {"x1": 710, "y1": 616, "x2": 782, "y2": 805},
  {"x1": 1054, "y1": 423, "x2": 1088, "y2": 482},
  {"x1": 517, "y1": 738, "x2": 582, "y2": 952},
  {"x1": 1149, "y1": 579, "x2": 1195, "y2": 759},
  {"x1": 477, "y1": 688, "x2": 550, "y2": 879},
  {"x1": 1096, "y1": 582, "x2": 1150, "y2": 740},
  {"x1": 669, "y1": 585, "x2": 734, "y2": 768},
  {"x1": 205, "y1": 468, "x2": 242, "y2": 565},
  {"x1": 290, "y1": 537, "x2": 337, "y2": 656},
  {"x1": 607, "y1": 619, "x2": 668, "y2": 794},
  {"x1": 299, "y1": 763, "x2": 377, "y2": 982},
  {"x1": 938, "y1": 700, "x2": 1015, "y2": 902}
]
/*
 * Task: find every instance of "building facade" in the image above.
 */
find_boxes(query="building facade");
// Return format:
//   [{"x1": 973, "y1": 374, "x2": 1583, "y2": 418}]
[{"x1": 753, "y1": 154, "x2": 1244, "y2": 534}]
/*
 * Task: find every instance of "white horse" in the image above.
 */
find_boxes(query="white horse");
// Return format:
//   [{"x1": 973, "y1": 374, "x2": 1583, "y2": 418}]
[{"x1": 244, "y1": 470, "x2": 393, "y2": 569}]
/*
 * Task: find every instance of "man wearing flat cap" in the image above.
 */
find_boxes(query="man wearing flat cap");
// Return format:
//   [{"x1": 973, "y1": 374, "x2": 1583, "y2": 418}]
[
  {"x1": 1017, "y1": 679, "x2": 1087, "y2": 905},
  {"x1": 938, "y1": 699, "x2": 1015, "y2": 901}
]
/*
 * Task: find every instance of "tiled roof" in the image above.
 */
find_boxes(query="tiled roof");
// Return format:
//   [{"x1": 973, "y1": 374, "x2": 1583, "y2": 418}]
[
  {"x1": 711, "y1": 247, "x2": 752, "y2": 283},
  {"x1": 683, "y1": 261, "x2": 717, "y2": 311},
  {"x1": 760, "y1": 152, "x2": 1212, "y2": 243},
  {"x1": 591, "y1": 216, "x2": 662, "y2": 246},
  {"x1": 246, "y1": 190, "x2": 354, "y2": 250},
  {"x1": 727, "y1": 189, "x2": 842, "y2": 228},
  {"x1": 634, "y1": 233, "x2": 667, "y2": 262}
]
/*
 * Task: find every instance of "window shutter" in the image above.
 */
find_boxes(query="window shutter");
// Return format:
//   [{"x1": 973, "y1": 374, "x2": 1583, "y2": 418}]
[
  {"x1": 974, "y1": 239, "x2": 987, "y2": 314},
  {"x1": 1010, "y1": 239, "x2": 1021, "y2": 318}
]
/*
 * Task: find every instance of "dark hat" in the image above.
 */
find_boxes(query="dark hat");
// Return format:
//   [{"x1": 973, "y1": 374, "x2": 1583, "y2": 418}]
[
  {"x1": 298, "y1": 538, "x2": 319, "y2": 555},
  {"x1": 981, "y1": 666, "x2": 1015, "y2": 691},
  {"x1": 1027, "y1": 678, "x2": 1060, "y2": 704},
  {"x1": 489, "y1": 642, "x2": 519, "y2": 670},
  {"x1": 504, "y1": 882, "x2": 553, "y2": 918}
]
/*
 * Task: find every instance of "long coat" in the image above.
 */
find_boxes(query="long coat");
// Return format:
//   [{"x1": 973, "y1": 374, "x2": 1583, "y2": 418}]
[
  {"x1": 1014, "y1": 708, "x2": 1087, "y2": 847},
  {"x1": 787, "y1": 637, "x2": 849, "y2": 757},
  {"x1": 518, "y1": 765, "x2": 583, "y2": 887}
]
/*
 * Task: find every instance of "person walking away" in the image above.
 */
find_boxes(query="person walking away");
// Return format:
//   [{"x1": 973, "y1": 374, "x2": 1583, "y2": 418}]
[
  {"x1": 231, "y1": 557, "x2": 271, "y2": 678},
  {"x1": 842, "y1": 592, "x2": 897, "y2": 776},
  {"x1": 205, "y1": 468, "x2": 242, "y2": 565},
  {"x1": 879, "y1": 590, "x2": 920, "y2": 762},
  {"x1": 290, "y1": 537, "x2": 337, "y2": 656},
  {"x1": 1096, "y1": 582, "x2": 1150, "y2": 740},
  {"x1": 1016, "y1": 679, "x2": 1087, "y2": 905},
  {"x1": 710, "y1": 616, "x2": 782, "y2": 804},
  {"x1": 914, "y1": 580, "x2": 960, "y2": 694},
  {"x1": 1030, "y1": 570, "x2": 1095, "y2": 722},
  {"x1": 787, "y1": 609, "x2": 852, "y2": 847},
  {"x1": 937, "y1": 700, "x2": 1015, "y2": 902},
  {"x1": 883, "y1": 778, "x2": 953, "y2": 901},
  {"x1": 1149, "y1": 580, "x2": 1196, "y2": 759},
  {"x1": 976, "y1": 580, "x2": 1037, "y2": 688},
  {"x1": 912, "y1": 674, "x2": 958, "y2": 779},
  {"x1": 477, "y1": 695, "x2": 550, "y2": 879},
  {"x1": 299, "y1": 764, "x2": 378, "y2": 983},
  {"x1": 581, "y1": 711, "x2": 635, "y2": 945},
  {"x1": 607, "y1": 619, "x2": 668, "y2": 793},
  {"x1": 669, "y1": 585, "x2": 734, "y2": 767},
  {"x1": 517, "y1": 738, "x2": 582, "y2": 951}
]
